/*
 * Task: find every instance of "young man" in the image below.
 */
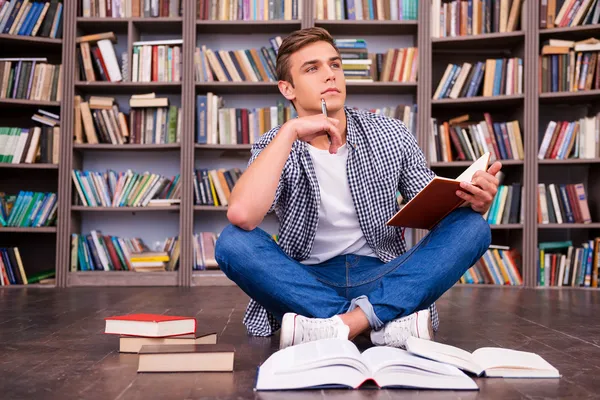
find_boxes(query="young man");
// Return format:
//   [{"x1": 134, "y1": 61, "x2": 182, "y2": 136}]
[{"x1": 214, "y1": 27, "x2": 500, "y2": 349}]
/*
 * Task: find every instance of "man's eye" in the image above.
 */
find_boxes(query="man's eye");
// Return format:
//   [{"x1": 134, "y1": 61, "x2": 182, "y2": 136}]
[
  {"x1": 332, "y1": 63, "x2": 340, "y2": 68},
  {"x1": 307, "y1": 66, "x2": 316, "y2": 72}
]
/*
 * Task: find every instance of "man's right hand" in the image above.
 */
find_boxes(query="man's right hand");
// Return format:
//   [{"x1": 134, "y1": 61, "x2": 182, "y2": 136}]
[{"x1": 286, "y1": 114, "x2": 343, "y2": 154}]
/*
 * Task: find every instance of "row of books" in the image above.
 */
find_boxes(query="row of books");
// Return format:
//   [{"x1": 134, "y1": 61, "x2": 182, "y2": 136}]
[
  {"x1": 540, "y1": 38, "x2": 600, "y2": 93},
  {"x1": 72, "y1": 169, "x2": 181, "y2": 208},
  {"x1": 538, "y1": 117, "x2": 600, "y2": 160},
  {"x1": 364, "y1": 45, "x2": 418, "y2": 83},
  {"x1": 196, "y1": 95, "x2": 294, "y2": 145},
  {"x1": 76, "y1": 94, "x2": 181, "y2": 145},
  {"x1": 198, "y1": 0, "x2": 301, "y2": 20},
  {"x1": 195, "y1": 42, "x2": 278, "y2": 83},
  {"x1": 0, "y1": 125, "x2": 59, "y2": 164},
  {"x1": 370, "y1": 104, "x2": 417, "y2": 134},
  {"x1": 0, "y1": 246, "x2": 26, "y2": 285},
  {"x1": 77, "y1": 32, "x2": 123, "y2": 83},
  {"x1": 0, "y1": 58, "x2": 62, "y2": 102},
  {"x1": 434, "y1": 57, "x2": 523, "y2": 99},
  {"x1": 431, "y1": 0, "x2": 522, "y2": 38},
  {"x1": 132, "y1": 39, "x2": 182, "y2": 83},
  {"x1": 0, "y1": 191, "x2": 57, "y2": 227},
  {"x1": 483, "y1": 183, "x2": 523, "y2": 225},
  {"x1": 80, "y1": 0, "x2": 182, "y2": 18},
  {"x1": 316, "y1": 0, "x2": 418, "y2": 20},
  {"x1": 0, "y1": 0, "x2": 63, "y2": 38},
  {"x1": 429, "y1": 113, "x2": 524, "y2": 162},
  {"x1": 538, "y1": 239, "x2": 600, "y2": 288},
  {"x1": 540, "y1": 0, "x2": 600, "y2": 29},
  {"x1": 193, "y1": 167, "x2": 240, "y2": 207},
  {"x1": 459, "y1": 245, "x2": 523, "y2": 285},
  {"x1": 537, "y1": 183, "x2": 592, "y2": 224},
  {"x1": 71, "y1": 230, "x2": 180, "y2": 271},
  {"x1": 193, "y1": 232, "x2": 217, "y2": 270}
]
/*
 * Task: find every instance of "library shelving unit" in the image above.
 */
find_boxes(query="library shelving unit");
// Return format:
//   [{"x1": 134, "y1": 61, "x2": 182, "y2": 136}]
[
  {"x1": 0, "y1": 22, "x2": 64, "y2": 288},
  {"x1": 4, "y1": 0, "x2": 597, "y2": 290}
]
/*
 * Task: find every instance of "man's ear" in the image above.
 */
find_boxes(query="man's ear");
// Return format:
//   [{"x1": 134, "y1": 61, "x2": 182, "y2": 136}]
[{"x1": 278, "y1": 80, "x2": 296, "y2": 102}]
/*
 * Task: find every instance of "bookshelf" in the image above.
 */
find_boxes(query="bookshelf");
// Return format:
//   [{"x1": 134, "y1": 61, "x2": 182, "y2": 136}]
[{"x1": 1, "y1": 0, "x2": 598, "y2": 290}]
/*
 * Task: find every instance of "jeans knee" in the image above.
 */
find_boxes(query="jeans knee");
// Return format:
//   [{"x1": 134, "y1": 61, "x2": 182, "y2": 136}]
[
  {"x1": 214, "y1": 224, "x2": 247, "y2": 274},
  {"x1": 459, "y1": 208, "x2": 492, "y2": 255}
]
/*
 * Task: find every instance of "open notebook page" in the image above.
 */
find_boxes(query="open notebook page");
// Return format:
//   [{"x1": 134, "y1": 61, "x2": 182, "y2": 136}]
[
  {"x1": 405, "y1": 336, "x2": 483, "y2": 375},
  {"x1": 472, "y1": 348, "x2": 560, "y2": 377},
  {"x1": 261, "y1": 338, "x2": 369, "y2": 376},
  {"x1": 455, "y1": 152, "x2": 490, "y2": 182}
]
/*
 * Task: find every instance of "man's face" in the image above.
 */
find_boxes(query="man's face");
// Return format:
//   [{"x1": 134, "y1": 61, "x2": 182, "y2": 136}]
[{"x1": 284, "y1": 41, "x2": 346, "y2": 115}]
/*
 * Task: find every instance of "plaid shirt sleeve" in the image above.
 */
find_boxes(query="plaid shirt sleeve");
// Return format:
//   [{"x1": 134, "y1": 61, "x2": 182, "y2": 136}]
[
  {"x1": 397, "y1": 127, "x2": 436, "y2": 202},
  {"x1": 247, "y1": 128, "x2": 288, "y2": 214}
]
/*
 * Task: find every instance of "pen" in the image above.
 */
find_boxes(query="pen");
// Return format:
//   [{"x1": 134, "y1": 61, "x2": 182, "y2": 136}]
[{"x1": 321, "y1": 98, "x2": 331, "y2": 143}]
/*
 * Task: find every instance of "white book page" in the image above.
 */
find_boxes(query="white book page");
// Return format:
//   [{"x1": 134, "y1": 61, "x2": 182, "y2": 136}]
[
  {"x1": 256, "y1": 364, "x2": 366, "y2": 390},
  {"x1": 405, "y1": 336, "x2": 484, "y2": 375},
  {"x1": 260, "y1": 338, "x2": 368, "y2": 376},
  {"x1": 472, "y1": 347, "x2": 560, "y2": 377},
  {"x1": 455, "y1": 152, "x2": 490, "y2": 182},
  {"x1": 361, "y1": 346, "x2": 478, "y2": 390}
]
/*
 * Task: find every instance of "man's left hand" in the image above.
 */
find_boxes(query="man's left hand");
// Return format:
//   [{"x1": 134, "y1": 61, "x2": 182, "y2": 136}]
[{"x1": 456, "y1": 161, "x2": 502, "y2": 214}]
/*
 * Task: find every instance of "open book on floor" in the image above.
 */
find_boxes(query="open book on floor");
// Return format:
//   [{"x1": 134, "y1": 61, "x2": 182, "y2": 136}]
[
  {"x1": 405, "y1": 337, "x2": 560, "y2": 378},
  {"x1": 387, "y1": 152, "x2": 491, "y2": 230},
  {"x1": 254, "y1": 338, "x2": 478, "y2": 391}
]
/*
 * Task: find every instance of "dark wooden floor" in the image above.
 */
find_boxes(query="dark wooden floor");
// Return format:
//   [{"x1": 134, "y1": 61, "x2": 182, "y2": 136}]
[{"x1": 1, "y1": 285, "x2": 599, "y2": 399}]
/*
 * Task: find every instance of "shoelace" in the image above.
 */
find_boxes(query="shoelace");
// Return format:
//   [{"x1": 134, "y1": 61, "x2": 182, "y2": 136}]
[{"x1": 300, "y1": 319, "x2": 341, "y2": 342}]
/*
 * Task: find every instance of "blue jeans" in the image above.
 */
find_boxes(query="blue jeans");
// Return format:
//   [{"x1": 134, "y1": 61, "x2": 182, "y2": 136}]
[{"x1": 214, "y1": 207, "x2": 491, "y2": 330}]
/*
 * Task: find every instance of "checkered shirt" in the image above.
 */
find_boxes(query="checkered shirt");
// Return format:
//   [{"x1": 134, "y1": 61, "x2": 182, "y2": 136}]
[{"x1": 241, "y1": 106, "x2": 440, "y2": 336}]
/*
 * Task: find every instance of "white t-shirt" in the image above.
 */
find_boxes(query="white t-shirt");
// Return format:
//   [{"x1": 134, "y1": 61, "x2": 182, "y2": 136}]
[{"x1": 301, "y1": 142, "x2": 376, "y2": 265}]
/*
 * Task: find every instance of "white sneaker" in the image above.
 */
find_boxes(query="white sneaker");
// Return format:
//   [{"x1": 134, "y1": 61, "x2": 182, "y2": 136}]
[
  {"x1": 279, "y1": 312, "x2": 350, "y2": 349},
  {"x1": 370, "y1": 309, "x2": 433, "y2": 349}
]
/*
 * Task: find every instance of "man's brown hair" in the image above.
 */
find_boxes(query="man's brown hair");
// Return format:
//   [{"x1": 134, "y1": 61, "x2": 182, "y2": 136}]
[{"x1": 276, "y1": 27, "x2": 339, "y2": 86}]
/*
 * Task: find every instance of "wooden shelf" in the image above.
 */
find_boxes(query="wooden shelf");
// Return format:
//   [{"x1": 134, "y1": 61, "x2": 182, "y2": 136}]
[
  {"x1": 196, "y1": 19, "x2": 301, "y2": 34},
  {"x1": 0, "y1": 227, "x2": 57, "y2": 233},
  {"x1": 75, "y1": 81, "x2": 181, "y2": 94},
  {"x1": 77, "y1": 17, "x2": 182, "y2": 32},
  {"x1": 71, "y1": 206, "x2": 180, "y2": 212},
  {"x1": 539, "y1": 89, "x2": 600, "y2": 103},
  {"x1": 489, "y1": 224, "x2": 523, "y2": 230},
  {"x1": 194, "y1": 205, "x2": 228, "y2": 211},
  {"x1": 196, "y1": 81, "x2": 278, "y2": 94},
  {"x1": 538, "y1": 223, "x2": 600, "y2": 229},
  {"x1": 195, "y1": 81, "x2": 417, "y2": 94},
  {"x1": 432, "y1": 31, "x2": 524, "y2": 50},
  {"x1": 195, "y1": 144, "x2": 252, "y2": 151},
  {"x1": 346, "y1": 81, "x2": 417, "y2": 94},
  {"x1": 539, "y1": 24, "x2": 600, "y2": 40},
  {"x1": 0, "y1": 98, "x2": 59, "y2": 107},
  {"x1": 0, "y1": 283, "x2": 56, "y2": 289},
  {"x1": 68, "y1": 271, "x2": 178, "y2": 286},
  {"x1": 314, "y1": 19, "x2": 418, "y2": 35},
  {"x1": 538, "y1": 158, "x2": 600, "y2": 164},
  {"x1": 0, "y1": 163, "x2": 58, "y2": 169},
  {"x1": 192, "y1": 270, "x2": 234, "y2": 286},
  {"x1": 431, "y1": 94, "x2": 524, "y2": 109},
  {"x1": 73, "y1": 143, "x2": 180, "y2": 151},
  {"x1": 0, "y1": 33, "x2": 62, "y2": 46},
  {"x1": 430, "y1": 159, "x2": 524, "y2": 167}
]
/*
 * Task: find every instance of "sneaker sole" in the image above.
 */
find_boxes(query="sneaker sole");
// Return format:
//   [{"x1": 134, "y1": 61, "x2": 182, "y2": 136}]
[{"x1": 279, "y1": 313, "x2": 297, "y2": 349}]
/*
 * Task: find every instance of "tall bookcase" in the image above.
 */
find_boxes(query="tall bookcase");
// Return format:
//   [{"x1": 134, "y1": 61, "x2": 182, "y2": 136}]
[{"x1": 2, "y1": 0, "x2": 599, "y2": 290}]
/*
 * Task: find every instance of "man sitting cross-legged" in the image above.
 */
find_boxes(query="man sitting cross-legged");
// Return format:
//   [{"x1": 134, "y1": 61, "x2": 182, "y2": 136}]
[{"x1": 214, "y1": 27, "x2": 499, "y2": 349}]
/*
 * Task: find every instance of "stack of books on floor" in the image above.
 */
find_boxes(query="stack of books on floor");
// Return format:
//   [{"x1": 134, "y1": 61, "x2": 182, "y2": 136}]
[{"x1": 104, "y1": 313, "x2": 234, "y2": 372}]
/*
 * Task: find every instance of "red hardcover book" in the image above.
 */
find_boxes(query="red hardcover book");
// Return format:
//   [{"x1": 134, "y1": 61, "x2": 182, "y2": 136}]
[{"x1": 105, "y1": 313, "x2": 196, "y2": 337}]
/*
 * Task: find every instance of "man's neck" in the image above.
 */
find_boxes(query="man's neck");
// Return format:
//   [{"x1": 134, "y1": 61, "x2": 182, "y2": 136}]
[{"x1": 305, "y1": 106, "x2": 348, "y2": 150}]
